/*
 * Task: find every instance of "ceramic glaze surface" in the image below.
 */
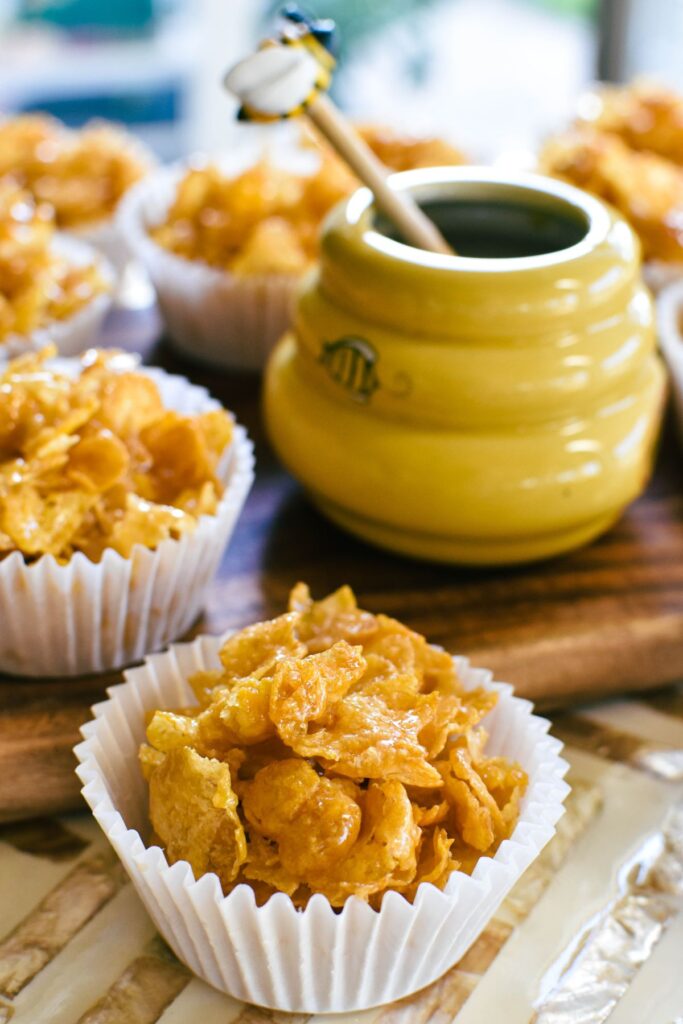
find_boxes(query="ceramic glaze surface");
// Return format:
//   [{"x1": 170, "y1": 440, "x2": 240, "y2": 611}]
[{"x1": 264, "y1": 169, "x2": 666, "y2": 565}]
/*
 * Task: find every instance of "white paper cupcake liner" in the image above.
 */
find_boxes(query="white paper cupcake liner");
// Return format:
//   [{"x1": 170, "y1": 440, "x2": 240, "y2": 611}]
[
  {"x1": 75, "y1": 643, "x2": 569, "y2": 1013},
  {"x1": 0, "y1": 359, "x2": 254, "y2": 676},
  {"x1": 119, "y1": 163, "x2": 301, "y2": 372},
  {"x1": 657, "y1": 278, "x2": 683, "y2": 447},
  {"x1": 0, "y1": 233, "x2": 114, "y2": 360}
]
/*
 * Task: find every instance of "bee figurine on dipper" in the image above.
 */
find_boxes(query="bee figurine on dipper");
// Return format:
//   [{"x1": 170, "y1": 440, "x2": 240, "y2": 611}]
[
  {"x1": 224, "y1": 7, "x2": 453, "y2": 255},
  {"x1": 232, "y1": 5, "x2": 338, "y2": 123}
]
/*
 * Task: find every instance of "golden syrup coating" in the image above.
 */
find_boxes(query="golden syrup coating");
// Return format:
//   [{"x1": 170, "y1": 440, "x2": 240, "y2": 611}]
[
  {"x1": 0, "y1": 114, "x2": 149, "y2": 227},
  {"x1": 150, "y1": 126, "x2": 466, "y2": 275},
  {"x1": 0, "y1": 346, "x2": 233, "y2": 562},
  {"x1": 540, "y1": 127, "x2": 683, "y2": 263},
  {"x1": 242, "y1": 759, "x2": 363, "y2": 876},
  {"x1": 142, "y1": 585, "x2": 527, "y2": 907},
  {"x1": 0, "y1": 181, "x2": 107, "y2": 343},
  {"x1": 393, "y1": 825, "x2": 459, "y2": 903},
  {"x1": 149, "y1": 746, "x2": 247, "y2": 890}
]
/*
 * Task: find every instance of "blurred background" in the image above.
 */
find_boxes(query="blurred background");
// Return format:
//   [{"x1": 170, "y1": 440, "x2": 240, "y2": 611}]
[{"x1": 0, "y1": 0, "x2": 681, "y2": 162}]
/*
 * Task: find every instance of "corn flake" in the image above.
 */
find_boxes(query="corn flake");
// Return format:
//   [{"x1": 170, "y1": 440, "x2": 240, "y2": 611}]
[
  {"x1": 242, "y1": 759, "x2": 362, "y2": 876},
  {"x1": 148, "y1": 746, "x2": 246, "y2": 889},
  {"x1": 286, "y1": 691, "x2": 442, "y2": 788},
  {"x1": 394, "y1": 826, "x2": 459, "y2": 902},
  {"x1": 270, "y1": 640, "x2": 366, "y2": 744},
  {"x1": 302, "y1": 780, "x2": 420, "y2": 907}
]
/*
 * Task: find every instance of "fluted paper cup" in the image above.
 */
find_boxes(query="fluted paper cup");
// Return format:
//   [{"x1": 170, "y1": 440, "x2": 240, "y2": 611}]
[
  {"x1": 119, "y1": 163, "x2": 301, "y2": 372},
  {"x1": 75, "y1": 643, "x2": 569, "y2": 1013},
  {"x1": 0, "y1": 360, "x2": 254, "y2": 676},
  {"x1": 0, "y1": 234, "x2": 114, "y2": 360}
]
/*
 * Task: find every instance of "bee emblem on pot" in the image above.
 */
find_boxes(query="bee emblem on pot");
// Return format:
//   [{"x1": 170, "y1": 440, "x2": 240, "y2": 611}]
[{"x1": 319, "y1": 336, "x2": 380, "y2": 402}]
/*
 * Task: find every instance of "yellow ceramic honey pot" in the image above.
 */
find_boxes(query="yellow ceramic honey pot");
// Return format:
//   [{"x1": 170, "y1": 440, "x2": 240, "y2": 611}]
[{"x1": 264, "y1": 168, "x2": 666, "y2": 565}]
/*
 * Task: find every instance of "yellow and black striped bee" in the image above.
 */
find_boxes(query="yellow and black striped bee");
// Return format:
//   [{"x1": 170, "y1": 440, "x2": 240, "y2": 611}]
[
  {"x1": 236, "y1": 5, "x2": 338, "y2": 123},
  {"x1": 319, "y1": 336, "x2": 380, "y2": 402}
]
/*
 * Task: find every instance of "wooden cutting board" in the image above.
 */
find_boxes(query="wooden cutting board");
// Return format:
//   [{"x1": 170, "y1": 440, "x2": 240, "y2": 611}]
[{"x1": 2, "y1": 333, "x2": 683, "y2": 824}]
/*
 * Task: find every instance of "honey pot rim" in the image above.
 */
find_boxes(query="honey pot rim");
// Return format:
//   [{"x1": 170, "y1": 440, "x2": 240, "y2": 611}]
[{"x1": 326, "y1": 166, "x2": 632, "y2": 275}]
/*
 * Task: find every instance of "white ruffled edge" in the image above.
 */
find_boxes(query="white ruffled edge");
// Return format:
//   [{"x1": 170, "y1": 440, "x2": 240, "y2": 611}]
[
  {"x1": 118, "y1": 157, "x2": 306, "y2": 371},
  {"x1": 75, "y1": 640, "x2": 569, "y2": 1013},
  {"x1": 0, "y1": 233, "x2": 114, "y2": 359},
  {"x1": 0, "y1": 355, "x2": 255, "y2": 676}
]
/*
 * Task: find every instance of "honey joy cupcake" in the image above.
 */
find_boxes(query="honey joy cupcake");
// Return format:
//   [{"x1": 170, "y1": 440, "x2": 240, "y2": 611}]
[
  {"x1": 76, "y1": 584, "x2": 569, "y2": 1012},
  {"x1": 0, "y1": 113, "x2": 154, "y2": 273},
  {"x1": 0, "y1": 345, "x2": 254, "y2": 676},
  {"x1": 0, "y1": 179, "x2": 113, "y2": 357},
  {"x1": 540, "y1": 79, "x2": 683, "y2": 292},
  {"x1": 120, "y1": 126, "x2": 465, "y2": 371}
]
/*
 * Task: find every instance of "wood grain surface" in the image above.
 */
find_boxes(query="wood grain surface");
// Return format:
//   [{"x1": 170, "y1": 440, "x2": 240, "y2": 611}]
[{"x1": 2, "y1": 332, "x2": 683, "y2": 822}]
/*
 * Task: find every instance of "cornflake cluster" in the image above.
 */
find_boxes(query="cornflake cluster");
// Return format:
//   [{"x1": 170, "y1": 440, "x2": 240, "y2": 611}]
[
  {"x1": 140, "y1": 585, "x2": 527, "y2": 908},
  {"x1": 0, "y1": 347, "x2": 232, "y2": 562},
  {"x1": 0, "y1": 180, "x2": 106, "y2": 343},
  {"x1": 0, "y1": 114, "x2": 149, "y2": 228},
  {"x1": 150, "y1": 125, "x2": 465, "y2": 276},
  {"x1": 575, "y1": 79, "x2": 683, "y2": 166},
  {"x1": 541, "y1": 80, "x2": 683, "y2": 264}
]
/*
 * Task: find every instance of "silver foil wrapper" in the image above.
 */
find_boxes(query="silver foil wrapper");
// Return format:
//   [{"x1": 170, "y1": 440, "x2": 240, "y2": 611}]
[{"x1": 532, "y1": 803, "x2": 683, "y2": 1023}]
